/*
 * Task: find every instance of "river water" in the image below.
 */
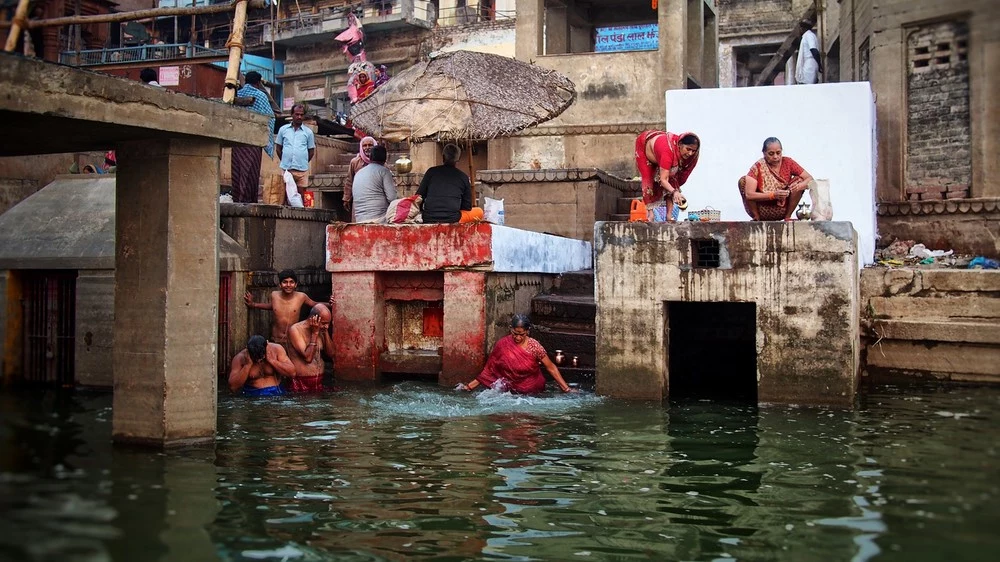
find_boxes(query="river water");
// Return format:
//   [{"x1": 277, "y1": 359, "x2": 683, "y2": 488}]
[{"x1": 0, "y1": 382, "x2": 997, "y2": 562}]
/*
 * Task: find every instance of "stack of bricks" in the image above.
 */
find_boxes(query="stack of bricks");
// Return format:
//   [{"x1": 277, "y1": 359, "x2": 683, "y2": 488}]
[{"x1": 904, "y1": 20, "x2": 971, "y2": 202}]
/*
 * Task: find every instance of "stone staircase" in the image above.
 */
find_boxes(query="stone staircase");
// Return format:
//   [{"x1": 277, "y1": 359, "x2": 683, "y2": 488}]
[
  {"x1": 610, "y1": 195, "x2": 641, "y2": 222},
  {"x1": 530, "y1": 269, "x2": 597, "y2": 388}
]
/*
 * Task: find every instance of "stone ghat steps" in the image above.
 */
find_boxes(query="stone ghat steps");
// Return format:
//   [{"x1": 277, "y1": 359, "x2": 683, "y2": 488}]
[
  {"x1": 530, "y1": 269, "x2": 597, "y2": 371},
  {"x1": 861, "y1": 268, "x2": 1000, "y2": 383}
]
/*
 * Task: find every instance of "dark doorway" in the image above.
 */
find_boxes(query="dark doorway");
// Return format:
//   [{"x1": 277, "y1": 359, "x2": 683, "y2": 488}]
[
  {"x1": 667, "y1": 301, "x2": 757, "y2": 401},
  {"x1": 22, "y1": 271, "x2": 77, "y2": 386}
]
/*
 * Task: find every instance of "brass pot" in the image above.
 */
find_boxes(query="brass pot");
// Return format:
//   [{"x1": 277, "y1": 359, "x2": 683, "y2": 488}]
[{"x1": 395, "y1": 155, "x2": 412, "y2": 174}]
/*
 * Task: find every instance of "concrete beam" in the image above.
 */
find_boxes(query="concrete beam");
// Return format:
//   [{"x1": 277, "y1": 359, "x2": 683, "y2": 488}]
[{"x1": 0, "y1": 54, "x2": 269, "y2": 156}]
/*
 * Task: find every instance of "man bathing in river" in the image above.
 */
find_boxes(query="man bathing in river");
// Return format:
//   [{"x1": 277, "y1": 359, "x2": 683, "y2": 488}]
[
  {"x1": 228, "y1": 335, "x2": 295, "y2": 396},
  {"x1": 287, "y1": 304, "x2": 335, "y2": 392},
  {"x1": 244, "y1": 269, "x2": 328, "y2": 351}
]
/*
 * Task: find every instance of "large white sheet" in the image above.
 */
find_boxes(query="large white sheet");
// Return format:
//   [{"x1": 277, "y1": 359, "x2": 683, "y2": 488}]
[{"x1": 665, "y1": 82, "x2": 877, "y2": 265}]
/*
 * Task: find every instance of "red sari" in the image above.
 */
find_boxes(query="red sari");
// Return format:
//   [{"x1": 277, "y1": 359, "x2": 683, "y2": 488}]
[
  {"x1": 476, "y1": 335, "x2": 548, "y2": 395},
  {"x1": 635, "y1": 131, "x2": 701, "y2": 206}
]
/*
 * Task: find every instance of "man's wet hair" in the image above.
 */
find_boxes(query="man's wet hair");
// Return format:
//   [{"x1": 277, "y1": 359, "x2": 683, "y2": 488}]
[
  {"x1": 247, "y1": 335, "x2": 267, "y2": 362},
  {"x1": 278, "y1": 269, "x2": 297, "y2": 283},
  {"x1": 371, "y1": 145, "x2": 388, "y2": 164},
  {"x1": 139, "y1": 68, "x2": 157, "y2": 83}
]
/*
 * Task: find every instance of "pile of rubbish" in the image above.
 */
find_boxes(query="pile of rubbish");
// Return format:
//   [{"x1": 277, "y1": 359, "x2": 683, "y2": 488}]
[{"x1": 874, "y1": 239, "x2": 998, "y2": 269}]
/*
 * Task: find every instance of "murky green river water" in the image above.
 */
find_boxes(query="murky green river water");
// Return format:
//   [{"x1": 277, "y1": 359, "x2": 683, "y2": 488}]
[{"x1": 0, "y1": 383, "x2": 997, "y2": 562}]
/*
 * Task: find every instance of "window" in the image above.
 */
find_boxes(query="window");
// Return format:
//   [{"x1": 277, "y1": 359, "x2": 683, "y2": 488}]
[{"x1": 543, "y1": 0, "x2": 658, "y2": 55}]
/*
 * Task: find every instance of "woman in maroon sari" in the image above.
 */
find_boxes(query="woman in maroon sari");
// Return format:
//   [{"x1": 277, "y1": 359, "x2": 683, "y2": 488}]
[
  {"x1": 738, "y1": 137, "x2": 814, "y2": 221},
  {"x1": 460, "y1": 315, "x2": 573, "y2": 395}
]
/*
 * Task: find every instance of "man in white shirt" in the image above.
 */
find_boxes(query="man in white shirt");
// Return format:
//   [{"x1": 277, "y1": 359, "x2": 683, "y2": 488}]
[{"x1": 795, "y1": 22, "x2": 823, "y2": 85}]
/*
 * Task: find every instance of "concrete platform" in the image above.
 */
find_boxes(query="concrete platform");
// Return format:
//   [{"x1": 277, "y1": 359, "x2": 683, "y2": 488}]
[{"x1": 326, "y1": 223, "x2": 592, "y2": 385}]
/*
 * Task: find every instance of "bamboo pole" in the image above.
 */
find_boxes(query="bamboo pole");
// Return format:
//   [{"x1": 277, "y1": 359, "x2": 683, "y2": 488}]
[
  {"x1": 222, "y1": 0, "x2": 250, "y2": 104},
  {"x1": 24, "y1": 0, "x2": 268, "y2": 29},
  {"x1": 3, "y1": 0, "x2": 31, "y2": 53}
]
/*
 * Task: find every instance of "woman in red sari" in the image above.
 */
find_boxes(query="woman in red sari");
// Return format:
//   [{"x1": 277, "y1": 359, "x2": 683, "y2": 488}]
[
  {"x1": 460, "y1": 315, "x2": 573, "y2": 395},
  {"x1": 634, "y1": 131, "x2": 701, "y2": 221},
  {"x1": 738, "y1": 137, "x2": 814, "y2": 221}
]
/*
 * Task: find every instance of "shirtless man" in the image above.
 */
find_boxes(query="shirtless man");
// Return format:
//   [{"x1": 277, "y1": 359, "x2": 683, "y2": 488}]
[
  {"x1": 245, "y1": 269, "x2": 323, "y2": 350},
  {"x1": 287, "y1": 304, "x2": 335, "y2": 392},
  {"x1": 228, "y1": 335, "x2": 295, "y2": 396}
]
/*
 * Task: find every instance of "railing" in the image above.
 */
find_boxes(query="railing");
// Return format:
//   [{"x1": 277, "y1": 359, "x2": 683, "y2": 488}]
[{"x1": 59, "y1": 42, "x2": 227, "y2": 66}]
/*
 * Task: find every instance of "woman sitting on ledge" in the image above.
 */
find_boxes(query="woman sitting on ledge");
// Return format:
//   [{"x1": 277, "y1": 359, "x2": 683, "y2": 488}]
[
  {"x1": 738, "y1": 137, "x2": 813, "y2": 221},
  {"x1": 460, "y1": 314, "x2": 574, "y2": 395}
]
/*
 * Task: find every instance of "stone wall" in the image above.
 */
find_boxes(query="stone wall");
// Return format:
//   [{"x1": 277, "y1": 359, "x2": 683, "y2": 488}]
[
  {"x1": 904, "y1": 20, "x2": 972, "y2": 201},
  {"x1": 867, "y1": 0, "x2": 1000, "y2": 201},
  {"x1": 877, "y1": 198, "x2": 1000, "y2": 257},
  {"x1": 861, "y1": 267, "x2": 1000, "y2": 383},
  {"x1": 717, "y1": 0, "x2": 812, "y2": 36},
  {"x1": 594, "y1": 221, "x2": 860, "y2": 405},
  {"x1": 75, "y1": 270, "x2": 114, "y2": 388},
  {"x1": 477, "y1": 169, "x2": 640, "y2": 241}
]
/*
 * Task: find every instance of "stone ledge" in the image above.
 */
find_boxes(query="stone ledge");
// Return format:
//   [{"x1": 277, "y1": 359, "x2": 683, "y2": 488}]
[
  {"x1": 508, "y1": 122, "x2": 662, "y2": 137},
  {"x1": 864, "y1": 318, "x2": 1000, "y2": 344},
  {"x1": 312, "y1": 172, "x2": 424, "y2": 191},
  {"x1": 877, "y1": 197, "x2": 1000, "y2": 216},
  {"x1": 477, "y1": 168, "x2": 639, "y2": 192},
  {"x1": 220, "y1": 202, "x2": 338, "y2": 222}
]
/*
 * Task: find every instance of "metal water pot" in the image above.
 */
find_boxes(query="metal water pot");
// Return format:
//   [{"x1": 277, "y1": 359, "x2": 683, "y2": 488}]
[{"x1": 395, "y1": 155, "x2": 412, "y2": 174}]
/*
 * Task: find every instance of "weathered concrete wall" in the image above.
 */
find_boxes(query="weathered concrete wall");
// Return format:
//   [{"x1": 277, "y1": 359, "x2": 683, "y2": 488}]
[
  {"x1": 75, "y1": 270, "x2": 114, "y2": 388},
  {"x1": 0, "y1": 178, "x2": 39, "y2": 216},
  {"x1": 877, "y1": 198, "x2": 1000, "y2": 257},
  {"x1": 595, "y1": 221, "x2": 860, "y2": 405},
  {"x1": 484, "y1": 274, "x2": 552, "y2": 354},
  {"x1": 861, "y1": 267, "x2": 1000, "y2": 383},
  {"x1": 220, "y1": 204, "x2": 336, "y2": 273},
  {"x1": 868, "y1": 0, "x2": 1000, "y2": 201},
  {"x1": 478, "y1": 169, "x2": 640, "y2": 241}
]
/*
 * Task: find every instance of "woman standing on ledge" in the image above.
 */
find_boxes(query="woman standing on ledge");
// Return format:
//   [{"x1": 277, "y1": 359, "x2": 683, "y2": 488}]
[
  {"x1": 634, "y1": 130, "x2": 701, "y2": 221},
  {"x1": 738, "y1": 137, "x2": 813, "y2": 221},
  {"x1": 460, "y1": 315, "x2": 574, "y2": 395}
]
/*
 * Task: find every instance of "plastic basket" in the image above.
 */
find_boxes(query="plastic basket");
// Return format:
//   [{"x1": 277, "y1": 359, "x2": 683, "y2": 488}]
[{"x1": 694, "y1": 207, "x2": 721, "y2": 221}]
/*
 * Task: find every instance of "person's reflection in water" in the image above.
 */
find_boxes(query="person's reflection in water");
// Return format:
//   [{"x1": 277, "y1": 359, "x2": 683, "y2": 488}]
[{"x1": 659, "y1": 401, "x2": 762, "y2": 550}]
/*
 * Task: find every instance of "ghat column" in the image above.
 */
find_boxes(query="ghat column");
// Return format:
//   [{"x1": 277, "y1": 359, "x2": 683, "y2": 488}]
[{"x1": 112, "y1": 138, "x2": 221, "y2": 446}]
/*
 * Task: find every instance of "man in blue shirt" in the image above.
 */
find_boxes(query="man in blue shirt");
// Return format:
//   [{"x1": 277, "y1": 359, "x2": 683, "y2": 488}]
[{"x1": 275, "y1": 104, "x2": 316, "y2": 205}]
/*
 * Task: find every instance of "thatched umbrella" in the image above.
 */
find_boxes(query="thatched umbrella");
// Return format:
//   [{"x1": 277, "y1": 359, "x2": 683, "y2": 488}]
[{"x1": 350, "y1": 50, "x2": 576, "y2": 143}]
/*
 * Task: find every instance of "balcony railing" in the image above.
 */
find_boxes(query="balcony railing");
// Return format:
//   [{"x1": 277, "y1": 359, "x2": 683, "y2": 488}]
[
  {"x1": 59, "y1": 42, "x2": 226, "y2": 67},
  {"x1": 59, "y1": 42, "x2": 280, "y2": 84}
]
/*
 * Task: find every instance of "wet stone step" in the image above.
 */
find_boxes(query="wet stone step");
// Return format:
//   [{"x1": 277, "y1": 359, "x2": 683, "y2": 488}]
[
  {"x1": 533, "y1": 329, "x2": 595, "y2": 369},
  {"x1": 531, "y1": 294, "x2": 596, "y2": 322},
  {"x1": 552, "y1": 270, "x2": 594, "y2": 296}
]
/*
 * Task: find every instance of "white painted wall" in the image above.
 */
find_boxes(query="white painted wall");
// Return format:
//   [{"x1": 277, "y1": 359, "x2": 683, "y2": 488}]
[
  {"x1": 665, "y1": 82, "x2": 877, "y2": 265},
  {"x1": 490, "y1": 225, "x2": 592, "y2": 273}
]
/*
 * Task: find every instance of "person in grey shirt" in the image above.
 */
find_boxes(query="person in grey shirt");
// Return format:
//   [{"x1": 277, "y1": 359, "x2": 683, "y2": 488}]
[{"x1": 351, "y1": 145, "x2": 397, "y2": 222}]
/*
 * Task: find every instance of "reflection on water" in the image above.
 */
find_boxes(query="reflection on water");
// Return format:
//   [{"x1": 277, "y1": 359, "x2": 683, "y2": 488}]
[{"x1": 0, "y1": 383, "x2": 998, "y2": 561}]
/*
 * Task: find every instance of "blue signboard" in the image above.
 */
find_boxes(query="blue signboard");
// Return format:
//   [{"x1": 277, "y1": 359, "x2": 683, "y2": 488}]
[{"x1": 595, "y1": 24, "x2": 659, "y2": 53}]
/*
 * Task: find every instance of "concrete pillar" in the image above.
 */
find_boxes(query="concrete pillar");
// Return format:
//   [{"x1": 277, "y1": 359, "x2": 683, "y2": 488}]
[
  {"x1": 112, "y1": 138, "x2": 220, "y2": 447},
  {"x1": 546, "y1": 5, "x2": 569, "y2": 55},
  {"x1": 441, "y1": 271, "x2": 487, "y2": 386},
  {"x1": 331, "y1": 271, "x2": 384, "y2": 382},
  {"x1": 702, "y1": 5, "x2": 718, "y2": 88},
  {"x1": 660, "y1": 0, "x2": 689, "y2": 93},
  {"x1": 686, "y1": 0, "x2": 704, "y2": 85},
  {"x1": 515, "y1": 0, "x2": 544, "y2": 61}
]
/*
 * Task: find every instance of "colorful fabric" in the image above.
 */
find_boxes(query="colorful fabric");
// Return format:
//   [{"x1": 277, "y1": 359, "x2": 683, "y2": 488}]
[
  {"x1": 231, "y1": 145, "x2": 262, "y2": 203},
  {"x1": 476, "y1": 335, "x2": 548, "y2": 395},
  {"x1": 385, "y1": 194, "x2": 423, "y2": 223},
  {"x1": 634, "y1": 130, "x2": 700, "y2": 206},
  {"x1": 459, "y1": 208, "x2": 484, "y2": 223},
  {"x1": 739, "y1": 157, "x2": 806, "y2": 221},
  {"x1": 243, "y1": 385, "x2": 284, "y2": 397},
  {"x1": 236, "y1": 84, "x2": 275, "y2": 157},
  {"x1": 291, "y1": 376, "x2": 324, "y2": 393}
]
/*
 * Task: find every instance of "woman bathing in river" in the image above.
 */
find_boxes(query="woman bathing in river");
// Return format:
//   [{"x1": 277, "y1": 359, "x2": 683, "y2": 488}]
[{"x1": 459, "y1": 314, "x2": 574, "y2": 395}]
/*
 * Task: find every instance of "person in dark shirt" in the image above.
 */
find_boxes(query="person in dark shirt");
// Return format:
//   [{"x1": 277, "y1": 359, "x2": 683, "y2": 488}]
[{"x1": 416, "y1": 143, "x2": 483, "y2": 224}]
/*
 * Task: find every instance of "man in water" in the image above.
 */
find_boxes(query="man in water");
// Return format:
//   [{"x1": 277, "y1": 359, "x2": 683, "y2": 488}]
[
  {"x1": 228, "y1": 335, "x2": 295, "y2": 396},
  {"x1": 287, "y1": 304, "x2": 335, "y2": 392},
  {"x1": 244, "y1": 269, "x2": 327, "y2": 352}
]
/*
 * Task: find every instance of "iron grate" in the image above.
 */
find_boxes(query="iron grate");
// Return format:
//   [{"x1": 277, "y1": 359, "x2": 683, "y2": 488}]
[{"x1": 691, "y1": 239, "x2": 721, "y2": 268}]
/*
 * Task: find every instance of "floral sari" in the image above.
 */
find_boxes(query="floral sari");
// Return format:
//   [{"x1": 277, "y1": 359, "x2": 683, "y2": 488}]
[
  {"x1": 476, "y1": 335, "x2": 548, "y2": 395},
  {"x1": 738, "y1": 157, "x2": 805, "y2": 221}
]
